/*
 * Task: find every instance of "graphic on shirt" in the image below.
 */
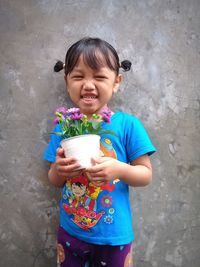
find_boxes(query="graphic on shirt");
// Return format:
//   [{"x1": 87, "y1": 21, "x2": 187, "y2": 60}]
[
  {"x1": 63, "y1": 175, "x2": 105, "y2": 230},
  {"x1": 62, "y1": 137, "x2": 119, "y2": 230}
]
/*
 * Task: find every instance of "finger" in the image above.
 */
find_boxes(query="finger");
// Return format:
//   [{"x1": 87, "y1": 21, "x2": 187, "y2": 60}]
[
  {"x1": 86, "y1": 164, "x2": 103, "y2": 173},
  {"x1": 85, "y1": 171, "x2": 102, "y2": 181},
  {"x1": 56, "y1": 147, "x2": 65, "y2": 157},
  {"x1": 57, "y1": 162, "x2": 81, "y2": 173},
  {"x1": 91, "y1": 180, "x2": 106, "y2": 187},
  {"x1": 66, "y1": 157, "x2": 80, "y2": 165},
  {"x1": 90, "y1": 176, "x2": 106, "y2": 183},
  {"x1": 85, "y1": 171, "x2": 92, "y2": 181},
  {"x1": 91, "y1": 157, "x2": 103, "y2": 165},
  {"x1": 92, "y1": 156, "x2": 111, "y2": 164},
  {"x1": 90, "y1": 172, "x2": 106, "y2": 180},
  {"x1": 57, "y1": 157, "x2": 79, "y2": 166},
  {"x1": 88, "y1": 172, "x2": 106, "y2": 181}
]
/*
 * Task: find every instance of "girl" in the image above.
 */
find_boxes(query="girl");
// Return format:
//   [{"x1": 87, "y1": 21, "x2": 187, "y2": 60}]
[{"x1": 43, "y1": 37, "x2": 156, "y2": 267}]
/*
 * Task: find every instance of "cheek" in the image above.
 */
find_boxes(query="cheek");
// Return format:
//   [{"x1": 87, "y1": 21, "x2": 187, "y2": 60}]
[
  {"x1": 67, "y1": 82, "x2": 80, "y2": 91},
  {"x1": 67, "y1": 87, "x2": 77, "y2": 98}
]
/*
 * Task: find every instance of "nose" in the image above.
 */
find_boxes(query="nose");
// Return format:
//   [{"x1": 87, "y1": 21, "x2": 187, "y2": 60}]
[{"x1": 82, "y1": 79, "x2": 96, "y2": 91}]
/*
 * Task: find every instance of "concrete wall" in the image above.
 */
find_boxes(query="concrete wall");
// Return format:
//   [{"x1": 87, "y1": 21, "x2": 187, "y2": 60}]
[{"x1": 0, "y1": 0, "x2": 199, "y2": 266}]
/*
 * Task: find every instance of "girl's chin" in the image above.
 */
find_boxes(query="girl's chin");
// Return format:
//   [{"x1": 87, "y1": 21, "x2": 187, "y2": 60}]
[
  {"x1": 81, "y1": 108, "x2": 98, "y2": 116},
  {"x1": 80, "y1": 106, "x2": 101, "y2": 115}
]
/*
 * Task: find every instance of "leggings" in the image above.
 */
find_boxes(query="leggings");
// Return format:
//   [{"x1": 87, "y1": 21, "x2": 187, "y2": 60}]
[{"x1": 57, "y1": 226, "x2": 134, "y2": 267}]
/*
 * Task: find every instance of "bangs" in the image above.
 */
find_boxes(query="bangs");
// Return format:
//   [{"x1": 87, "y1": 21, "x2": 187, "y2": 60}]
[{"x1": 82, "y1": 47, "x2": 117, "y2": 72}]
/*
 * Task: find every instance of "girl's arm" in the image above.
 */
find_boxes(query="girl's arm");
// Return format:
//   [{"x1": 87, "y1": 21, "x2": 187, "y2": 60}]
[
  {"x1": 85, "y1": 154, "x2": 153, "y2": 187},
  {"x1": 48, "y1": 162, "x2": 67, "y2": 187},
  {"x1": 117, "y1": 154, "x2": 152, "y2": 187}
]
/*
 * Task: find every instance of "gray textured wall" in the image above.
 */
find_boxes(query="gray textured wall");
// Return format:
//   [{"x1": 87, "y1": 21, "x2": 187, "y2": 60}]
[{"x1": 0, "y1": 0, "x2": 200, "y2": 266}]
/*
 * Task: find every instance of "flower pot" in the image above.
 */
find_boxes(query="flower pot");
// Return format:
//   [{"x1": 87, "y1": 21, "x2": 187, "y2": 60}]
[{"x1": 60, "y1": 134, "x2": 100, "y2": 170}]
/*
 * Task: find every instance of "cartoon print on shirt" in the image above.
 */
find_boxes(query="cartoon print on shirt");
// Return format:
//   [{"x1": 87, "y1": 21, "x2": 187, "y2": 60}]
[
  {"x1": 62, "y1": 137, "x2": 119, "y2": 230},
  {"x1": 100, "y1": 138, "x2": 117, "y2": 158},
  {"x1": 63, "y1": 174, "x2": 105, "y2": 230},
  {"x1": 68, "y1": 175, "x2": 88, "y2": 208}
]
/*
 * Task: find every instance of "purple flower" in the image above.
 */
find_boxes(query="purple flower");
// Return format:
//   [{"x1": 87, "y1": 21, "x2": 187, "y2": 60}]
[
  {"x1": 54, "y1": 106, "x2": 68, "y2": 115},
  {"x1": 53, "y1": 117, "x2": 60, "y2": 125},
  {"x1": 51, "y1": 106, "x2": 116, "y2": 138},
  {"x1": 53, "y1": 106, "x2": 67, "y2": 125},
  {"x1": 100, "y1": 108, "x2": 112, "y2": 123},
  {"x1": 66, "y1": 107, "x2": 84, "y2": 120},
  {"x1": 103, "y1": 115, "x2": 111, "y2": 123},
  {"x1": 70, "y1": 113, "x2": 84, "y2": 120},
  {"x1": 66, "y1": 107, "x2": 80, "y2": 114}
]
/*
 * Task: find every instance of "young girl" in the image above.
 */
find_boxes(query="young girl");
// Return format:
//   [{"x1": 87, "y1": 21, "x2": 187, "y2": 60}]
[{"x1": 43, "y1": 37, "x2": 156, "y2": 267}]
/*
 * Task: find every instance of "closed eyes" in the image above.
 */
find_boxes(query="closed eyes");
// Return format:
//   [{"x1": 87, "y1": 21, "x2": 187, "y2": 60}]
[
  {"x1": 72, "y1": 75, "x2": 84, "y2": 80},
  {"x1": 71, "y1": 75, "x2": 108, "y2": 80},
  {"x1": 94, "y1": 75, "x2": 108, "y2": 80}
]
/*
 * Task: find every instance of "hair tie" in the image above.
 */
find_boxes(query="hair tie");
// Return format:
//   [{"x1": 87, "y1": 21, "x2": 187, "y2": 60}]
[
  {"x1": 120, "y1": 60, "x2": 132, "y2": 72},
  {"x1": 54, "y1": 60, "x2": 65, "y2": 72}
]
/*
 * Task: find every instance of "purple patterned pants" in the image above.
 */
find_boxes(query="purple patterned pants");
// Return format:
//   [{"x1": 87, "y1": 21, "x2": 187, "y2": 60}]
[{"x1": 57, "y1": 226, "x2": 134, "y2": 267}]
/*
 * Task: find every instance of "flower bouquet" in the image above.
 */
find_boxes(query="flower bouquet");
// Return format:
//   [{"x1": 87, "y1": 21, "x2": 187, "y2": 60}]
[{"x1": 52, "y1": 107, "x2": 115, "y2": 169}]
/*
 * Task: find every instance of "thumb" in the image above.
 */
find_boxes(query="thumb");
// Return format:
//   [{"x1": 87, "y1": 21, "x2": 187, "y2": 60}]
[
  {"x1": 91, "y1": 157, "x2": 103, "y2": 165},
  {"x1": 56, "y1": 147, "x2": 65, "y2": 158}
]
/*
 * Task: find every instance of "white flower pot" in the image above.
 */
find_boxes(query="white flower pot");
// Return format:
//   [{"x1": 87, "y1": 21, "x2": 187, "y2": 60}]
[{"x1": 60, "y1": 134, "x2": 100, "y2": 170}]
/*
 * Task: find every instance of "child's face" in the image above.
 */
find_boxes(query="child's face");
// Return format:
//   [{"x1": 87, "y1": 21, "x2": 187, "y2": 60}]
[
  {"x1": 65, "y1": 55, "x2": 122, "y2": 116},
  {"x1": 72, "y1": 183, "x2": 86, "y2": 197}
]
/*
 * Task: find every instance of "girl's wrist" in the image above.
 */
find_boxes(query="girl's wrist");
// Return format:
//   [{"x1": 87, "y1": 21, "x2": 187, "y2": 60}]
[
  {"x1": 117, "y1": 161, "x2": 129, "y2": 180},
  {"x1": 48, "y1": 164, "x2": 66, "y2": 187},
  {"x1": 118, "y1": 163, "x2": 152, "y2": 187}
]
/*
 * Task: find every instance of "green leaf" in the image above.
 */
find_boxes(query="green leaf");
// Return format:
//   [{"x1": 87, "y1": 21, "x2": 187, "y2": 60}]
[
  {"x1": 51, "y1": 131, "x2": 64, "y2": 137},
  {"x1": 91, "y1": 121, "x2": 100, "y2": 130}
]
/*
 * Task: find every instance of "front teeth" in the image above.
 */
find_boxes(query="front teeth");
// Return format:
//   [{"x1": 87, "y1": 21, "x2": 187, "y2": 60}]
[{"x1": 83, "y1": 96, "x2": 96, "y2": 99}]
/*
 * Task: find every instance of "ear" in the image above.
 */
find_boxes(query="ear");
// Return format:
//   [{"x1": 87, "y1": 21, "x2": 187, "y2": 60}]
[{"x1": 113, "y1": 74, "x2": 123, "y2": 93}]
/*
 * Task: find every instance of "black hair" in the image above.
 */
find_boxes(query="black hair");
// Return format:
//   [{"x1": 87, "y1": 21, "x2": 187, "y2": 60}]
[
  {"x1": 54, "y1": 37, "x2": 132, "y2": 75},
  {"x1": 72, "y1": 182, "x2": 85, "y2": 188}
]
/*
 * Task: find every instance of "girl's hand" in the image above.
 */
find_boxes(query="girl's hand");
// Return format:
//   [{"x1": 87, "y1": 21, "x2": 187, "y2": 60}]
[
  {"x1": 86, "y1": 154, "x2": 153, "y2": 187},
  {"x1": 54, "y1": 148, "x2": 82, "y2": 178},
  {"x1": 85, "y1": 157, "x2": 123, "y2": 186}
]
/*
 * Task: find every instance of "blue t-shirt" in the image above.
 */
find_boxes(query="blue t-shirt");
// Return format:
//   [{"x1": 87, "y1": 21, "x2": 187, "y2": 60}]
[{"x1": 43, "y1": 112, "x2": 156, "y2": 245}]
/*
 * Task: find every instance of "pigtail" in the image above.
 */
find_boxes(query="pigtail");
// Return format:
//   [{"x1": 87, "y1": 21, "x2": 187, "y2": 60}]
[
  {"x1": 120, "y1": 60, "x2": 132, "y2": 72},
  {"x1": 54, "y1": 60, "x2": 65, "y2": 72}
]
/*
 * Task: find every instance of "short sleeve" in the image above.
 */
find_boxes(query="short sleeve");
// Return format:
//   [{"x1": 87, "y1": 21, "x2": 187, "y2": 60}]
[
  {"x1": 43, "y1": 124, "x2": 62, "y2": 163},
  {"x1": 125, "y1": 116, "x2": 156, "y2": 162}
]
